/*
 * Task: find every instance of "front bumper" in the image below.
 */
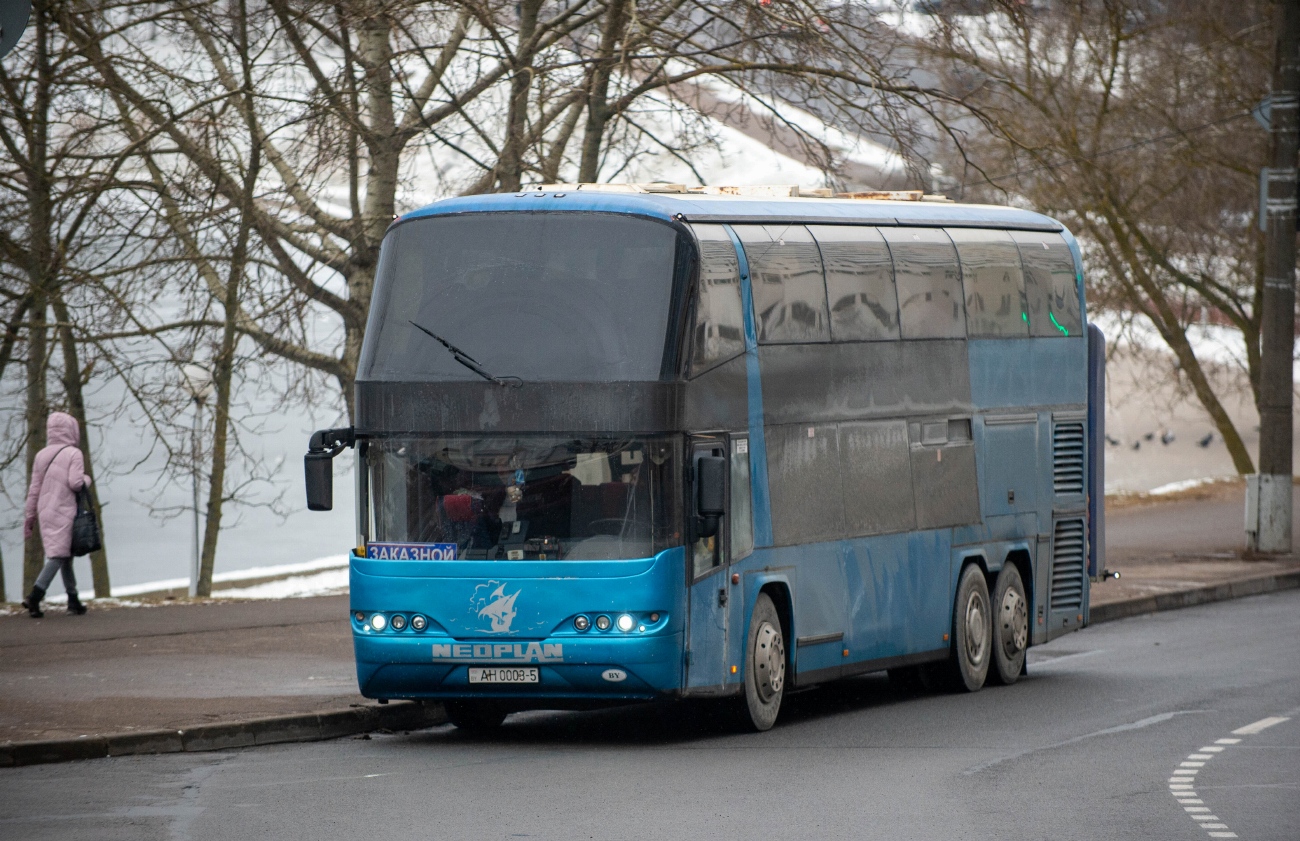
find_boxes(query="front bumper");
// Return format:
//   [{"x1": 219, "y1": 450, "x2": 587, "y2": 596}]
[{"x1": 354, "y1": 631, "x2": 684, "y2": 700}]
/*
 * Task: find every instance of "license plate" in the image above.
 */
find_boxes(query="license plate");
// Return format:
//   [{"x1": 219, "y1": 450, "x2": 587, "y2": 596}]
[{"x1": 468, "y1": 667, "x2": 538, "y2": 684}]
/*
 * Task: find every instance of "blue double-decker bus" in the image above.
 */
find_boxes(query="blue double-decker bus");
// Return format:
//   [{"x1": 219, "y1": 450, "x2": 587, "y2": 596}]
[{"x1": 304, "y1": 186, "x2": 1104, "y2": 731}]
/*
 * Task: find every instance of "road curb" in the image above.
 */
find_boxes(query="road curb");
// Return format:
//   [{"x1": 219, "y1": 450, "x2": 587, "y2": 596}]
[
  {"x1": 0, "y1": 701, "x2": 446, "y2": 769},
  {"x1": 1090, "y1": 569, "x2": 1300, "y2": 624}
]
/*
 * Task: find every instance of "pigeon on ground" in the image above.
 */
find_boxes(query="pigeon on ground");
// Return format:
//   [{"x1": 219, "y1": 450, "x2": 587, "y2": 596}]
[
  {"x1": 1143, "y1": 432, "x2": 1155, "y2": 441},
  {"x1": 1198, "y1": 433, "x2": 1214, "y2": 448},
  {"x1": 1106, "y1": 435, "x2": 1120, "y2": 446},
  {"x1": 1160, "y1": 429, "x2": 1175, "y2": 445},
  {"x1": 1131, "y1": 441, "x2": 1141, "y2": 451}
]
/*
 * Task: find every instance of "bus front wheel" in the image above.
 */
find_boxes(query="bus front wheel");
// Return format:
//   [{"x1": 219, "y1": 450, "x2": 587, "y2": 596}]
[
  {"x1": 738, "y1": 593, "x2": 786, "y2": 731},
  {"x1": 444, "y1": 700, "x2": 509, "y2": 730}
]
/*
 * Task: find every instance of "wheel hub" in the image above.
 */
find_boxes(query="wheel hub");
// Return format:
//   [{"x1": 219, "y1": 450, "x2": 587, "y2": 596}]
[
  {"x1": 964, "y1": 591, "x2": 989, "y2": 667},
  {"x1": 754, "y1": 621, "x2": 785, "y2": 701},
  {"x1": 999, "y1": 587, "x2": 1028, "y2": 656}
]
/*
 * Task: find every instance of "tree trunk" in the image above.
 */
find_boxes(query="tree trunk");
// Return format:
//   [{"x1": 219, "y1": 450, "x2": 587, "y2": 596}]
[
  {"x1": 51, "y1": 293, "x2": 110, "y2": 597},
  {"x1": 578, "y1": 0, "x2": 631, "y2": 183},
  {"x1": 23, "y1": 295, "x2": 49, "y2": 594},
  {"x1": 497, "y1": 0, "x2": 542, "y2": 191},
  {"x1": 198, "y1": 0, "x2": 261, "y2": 596}
]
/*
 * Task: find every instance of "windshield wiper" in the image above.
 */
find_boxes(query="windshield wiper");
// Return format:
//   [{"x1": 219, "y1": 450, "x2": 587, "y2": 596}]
[{"x1": 408, "y1": 320, "x2": 521, "y2": 387}]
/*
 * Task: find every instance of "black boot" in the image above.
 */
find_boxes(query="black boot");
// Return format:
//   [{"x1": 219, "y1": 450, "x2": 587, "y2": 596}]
[
  {"x1": 22, "y1": 585, "x2": 45, "y2": 618},
  {"x1": 66, "y1": 592, "x2": 87, "y2": 615}
]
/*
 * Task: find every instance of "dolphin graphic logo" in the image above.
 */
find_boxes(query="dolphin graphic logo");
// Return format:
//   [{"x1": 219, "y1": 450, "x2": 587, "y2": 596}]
[{"x1": 472, "y1": 581, "x2": 519, "y2": 633}]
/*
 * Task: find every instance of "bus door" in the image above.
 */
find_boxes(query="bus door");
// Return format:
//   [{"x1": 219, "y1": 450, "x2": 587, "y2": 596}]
[{"x1": 686, "y1": 437, "x2": 731, "y2": 691}]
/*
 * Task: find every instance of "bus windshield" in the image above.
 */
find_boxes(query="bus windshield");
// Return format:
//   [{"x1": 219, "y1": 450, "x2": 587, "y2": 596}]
[
  {"x1": 366, "y1": 435, "x2": 683, "y2": 561},
  {"x1": 360, "y1": 213, "x2": 680, "y2": 382}
]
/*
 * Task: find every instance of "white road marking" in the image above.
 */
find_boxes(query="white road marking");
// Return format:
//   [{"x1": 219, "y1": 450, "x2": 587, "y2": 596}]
[
  {"x1": 1167, "y1": 713, "x2": 1291, "y2": 841},
  {"x1": 1231, "y1": 716, "x2": 1289, "y2": 735}
]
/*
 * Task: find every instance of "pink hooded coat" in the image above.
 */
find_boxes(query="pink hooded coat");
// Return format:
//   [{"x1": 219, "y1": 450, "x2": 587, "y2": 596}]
[{"x1": 22, "y1": 412, "x2": 91, "y2": 558}]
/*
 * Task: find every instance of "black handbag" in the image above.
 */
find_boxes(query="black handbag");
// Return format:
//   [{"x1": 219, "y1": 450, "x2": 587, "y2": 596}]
[{"x1": 71, "y1": 486, "x2": 102, "y2": 557}]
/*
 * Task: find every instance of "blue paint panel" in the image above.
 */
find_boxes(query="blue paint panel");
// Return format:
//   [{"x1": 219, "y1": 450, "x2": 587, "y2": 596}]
[
  {"x1": 968, "y1": 337, "x2": 1087, "y2": 410},
  {"x1": 398, "y1": 192, "x2": 1064, "y2": 233},
  {"x1": 732, "y1": 527, "x2": 952, "y2": 679},
  {"x1": 726, "y1": 224, "x2": 774, "y2": 548},
  {"x1": 686, "y1": 569, "x2": 728, "y2": 689},
  {"x1": 350, "y1": 547, "x2": 686, "y2": 697}
]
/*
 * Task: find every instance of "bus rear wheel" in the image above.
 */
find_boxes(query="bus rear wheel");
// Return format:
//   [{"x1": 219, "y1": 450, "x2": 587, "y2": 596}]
[
  {"x1": 989, "y1": 563, "x2": 1029, "y2": 685},
  {"x1": 738, "y1": 593, "x2": 786, "y2": 731},
  {"x1": 444, "y1": 700, "x2": 509, "y2": 730},
  {"x1": 945, "y1": 564, "x2": 992, "y2": 692}
]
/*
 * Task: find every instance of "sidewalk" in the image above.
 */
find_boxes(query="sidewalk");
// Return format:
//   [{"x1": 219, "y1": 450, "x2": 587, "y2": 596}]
[{"x1": 1, "y1": 486, "x2": 1297, "y2": 766}]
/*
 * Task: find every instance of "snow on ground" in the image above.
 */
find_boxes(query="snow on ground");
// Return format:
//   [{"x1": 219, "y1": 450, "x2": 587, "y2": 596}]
[
  {"x1": 1148, "y1": 477, "x2": 1234, "y2": 496},
  {"x1": 213, "y1": 566, "x2": 349, "y2": 600}
]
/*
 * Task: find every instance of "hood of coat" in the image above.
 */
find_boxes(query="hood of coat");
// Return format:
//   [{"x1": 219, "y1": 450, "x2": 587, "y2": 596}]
[{"x1": 46, "y1": 411, "x2": 80, "y2": 449}]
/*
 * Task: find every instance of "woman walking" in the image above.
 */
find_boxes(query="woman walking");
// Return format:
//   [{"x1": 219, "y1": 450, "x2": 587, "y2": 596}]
[{"x1": 21, "y1": 411, "x2": 93, "y2": 617}]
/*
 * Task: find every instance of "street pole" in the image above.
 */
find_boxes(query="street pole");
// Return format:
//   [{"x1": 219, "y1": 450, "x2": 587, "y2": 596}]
[
  {"x1": 191, "y1": 398, "x2": 201, "y2": 597},
  {"x1": 181, "y1": 363, "x2": 212, "y2": 596},
  {"x1": 1251, "y1": 0, "x2": 1300, "y2": 554}
]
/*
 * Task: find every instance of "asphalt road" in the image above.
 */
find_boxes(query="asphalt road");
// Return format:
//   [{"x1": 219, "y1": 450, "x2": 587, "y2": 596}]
[{"x1": 2, "y1": 591, "x2": 1296, "y2": 840}]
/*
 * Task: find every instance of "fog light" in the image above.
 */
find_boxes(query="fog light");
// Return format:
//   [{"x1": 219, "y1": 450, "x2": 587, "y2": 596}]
[
  {"x1": 616, "y1": 614, "x2": 635, "y2": 632},
  {"x1": 649, "y1": 612, "x2": 659, "y2": 622},
  {"x1": 573, "y1": 615, "x2": 590, "y2": 631},
  {"x1": 411, "y1": 615, "x2": 427, "y2": 631},
  {"x1": 354, "y1": 611, "x2": 365, "y2": 623},
  {"x1": 390, "y1": 614, "x2": 407, "y2": 631},
  {"x1": 595, "y1": 614, "x2": 611, "y2": 631},
  {"x1": 371, "y1": 613, "x2": 387, "y2": 631}
]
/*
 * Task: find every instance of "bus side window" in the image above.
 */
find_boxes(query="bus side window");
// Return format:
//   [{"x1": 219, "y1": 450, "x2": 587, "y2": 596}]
[
  {"x1": 730, "y1": 436, "x2": 754, "y2": 561},
  {"x1": 1011, "y1": 230, "x2": 1082, "y2": 337},
  {"x1": 689, "y1": 224, "x2": 746, "y2": 377},
  {"x1": 948, "y1": 228, "x2": 1029, "y2": 337},
  {"x1": 692, "y1": 443, "x2": 726, "y2": 578},
  {"x1": 809, "y1": 225, "x2": 900, "y2": 342},
  {"x1": 735, "y1": 224, "x2": 830, "y2": 345},
  {"x1": 880, "y1": 227, "x2": 966, "y2": 340}
]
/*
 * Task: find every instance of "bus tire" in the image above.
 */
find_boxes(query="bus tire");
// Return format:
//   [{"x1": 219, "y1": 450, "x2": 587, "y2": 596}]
[
  {"x1": 948, "y1": 564, "x2": 992, "y2": 692},
  {"x1": 990, "y1": 563, "x2": 1029, "y2": 686},
  {"x1": 444, "y1": 700, "x2": 508, "y2": 730},
  {"x1": 738, "y1": 593, "x2": 786, "y2": 731}
]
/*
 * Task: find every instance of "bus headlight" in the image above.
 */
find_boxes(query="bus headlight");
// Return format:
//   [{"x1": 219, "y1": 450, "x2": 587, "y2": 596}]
[
  {"x1": 410, "y1": 615, "x2": 427, "y2": 631},
  {"x1": 371, "y1": 613, "x2": 387, "y2": 631},
  {"x1": 573, "y1": 615, "x2": 590, "y2": 631},
  {"x1": 616, "y1": 614, "x2": 635, "y2": 632},
  {"x1": 595, "y1": 614, "x2": 611, "y2": 631},
  {"x1": 390, "y1": 614, "x2": 407, "y2": 631}
]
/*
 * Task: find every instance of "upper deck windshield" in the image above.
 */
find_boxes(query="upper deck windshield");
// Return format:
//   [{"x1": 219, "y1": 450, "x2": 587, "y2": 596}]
[
  {"x1": 360, "y1": 213, "x2": 680, "y2": 382},
  {"x1": 366, "y1": 436, "x2": 683, "y2": 561}
]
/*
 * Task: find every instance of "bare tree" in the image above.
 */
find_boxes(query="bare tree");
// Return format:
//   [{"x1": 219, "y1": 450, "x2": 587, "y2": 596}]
[
  {"x1": 922, "y1": 0, "x2": 1272, "y2": 474},
  {"x1": 62, "y1": 0, "x2": 954, "y2": 425},
  {"x1": 0, "y1": 0, "x2": 145, "y2": 596}
]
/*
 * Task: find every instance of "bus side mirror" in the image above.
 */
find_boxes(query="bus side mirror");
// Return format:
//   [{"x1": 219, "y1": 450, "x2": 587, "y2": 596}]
[
  {"x1": 696, "y1": 455, "x2": 726, "y2": 538},
  {"x1": 305, "y1": 452, "x2": 333, "y2": 511},
  {"x1": 304, "y1": 427, "x2": 356, "y2": 512}
]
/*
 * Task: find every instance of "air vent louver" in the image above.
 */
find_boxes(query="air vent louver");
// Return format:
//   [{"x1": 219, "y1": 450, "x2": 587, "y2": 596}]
[
  {"x1": 1051, "y1": 518, "x2": 1086, "y2": 612},
  {"x1": 1052, "y1": 422, "x2": 1085, "y2": 496}
]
